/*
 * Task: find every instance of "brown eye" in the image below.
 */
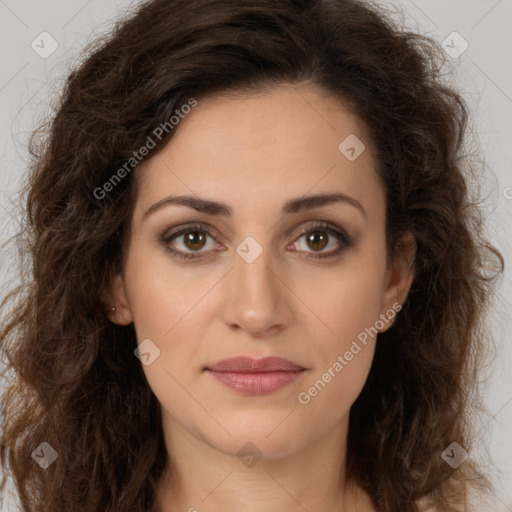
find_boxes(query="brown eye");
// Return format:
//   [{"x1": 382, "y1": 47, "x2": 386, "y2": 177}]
[
  {"x1": 305, "y1": 230, "x2": 329, "y2": 252},
  {"x1": 182, "y1": 230, "x2": 207, "y2": 251},
  {"x1": 160, "y1": 223, "x2": 220, "y2": 261},
  {"x1": 160, "y1": 221, "x2": 353, "y2": 262},
  {"x1": 291, "y1": 222, "x2": 353, "y2": 260}
]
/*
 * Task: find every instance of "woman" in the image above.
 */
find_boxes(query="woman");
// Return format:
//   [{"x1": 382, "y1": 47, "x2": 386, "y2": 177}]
[{"x1": 0, "y1": 0, "x2": 504, "y2": 510}]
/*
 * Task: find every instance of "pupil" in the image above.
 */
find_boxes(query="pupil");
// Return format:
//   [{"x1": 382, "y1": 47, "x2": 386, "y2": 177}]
[
  {"x1": 308, "y1": 231, "x2": 327, "y2": 251},
  {"x1": 182, "y1": 230, "x2": 329, "y2": 252},
  {"x1": 185, "y1": 231, "x2": 205, "y2": 250}
]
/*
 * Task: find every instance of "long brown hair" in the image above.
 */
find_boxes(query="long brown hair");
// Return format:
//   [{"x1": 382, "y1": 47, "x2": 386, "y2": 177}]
[{"x1": 0, "y1": 0, "x2": 504, "y2": 510}]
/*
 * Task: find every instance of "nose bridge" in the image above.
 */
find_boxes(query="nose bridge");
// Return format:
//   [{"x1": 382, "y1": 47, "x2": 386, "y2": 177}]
[
  {"x1": 233, "y1": 232, "x2": 277, "y2": 301},
  {"x1": 222, "y1": 232, "x2": 290, "y2": 334},
  {"x1": 236, "y1": 232, "x2": 267, "y2": 265}
]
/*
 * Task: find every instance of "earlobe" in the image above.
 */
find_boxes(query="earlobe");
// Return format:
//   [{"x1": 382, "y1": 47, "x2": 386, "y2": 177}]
[{"x1": 102, "y1": 273, "x2": 134, "y2": 326}]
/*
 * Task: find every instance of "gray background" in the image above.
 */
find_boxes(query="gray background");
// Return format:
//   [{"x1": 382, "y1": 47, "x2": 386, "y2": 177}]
[{"x1": 0, "y1": 0, "x2": 511, "y2": 510}]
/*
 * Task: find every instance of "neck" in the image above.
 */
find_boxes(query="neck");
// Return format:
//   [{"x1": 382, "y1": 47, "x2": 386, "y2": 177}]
[{"x1": 153, "y1": 412, "x2": 374, "y2": 512}]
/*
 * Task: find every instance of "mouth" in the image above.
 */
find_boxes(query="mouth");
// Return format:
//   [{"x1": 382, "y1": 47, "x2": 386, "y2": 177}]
[{"x1": 204, "y1": 356, "x2": 307, "y2": 395}]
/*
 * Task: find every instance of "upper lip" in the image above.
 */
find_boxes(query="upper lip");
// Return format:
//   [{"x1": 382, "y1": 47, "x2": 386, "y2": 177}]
[{"x1": 205, "y1": 356, "x2": 306, "y2": 373}]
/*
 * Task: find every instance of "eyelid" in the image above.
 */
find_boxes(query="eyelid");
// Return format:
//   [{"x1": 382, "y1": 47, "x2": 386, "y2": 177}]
[
  {"x1": 160, "y1": 222, "x2": 222, "y2": 244},
  {"x1": 159, "y1": 220, "x2": 353, "y2": 260},
  {"x1": 289, "y1": 221, "x2": 353, "y2": 256}
]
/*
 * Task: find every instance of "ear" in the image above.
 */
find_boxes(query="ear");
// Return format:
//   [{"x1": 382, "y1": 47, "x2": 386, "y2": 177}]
[
  {"x1": 101, "y1": 272, "x2": 134, "y2": 326},
  {"x1": 378, "y1": 231, "x2": 416, "y2": 333}
]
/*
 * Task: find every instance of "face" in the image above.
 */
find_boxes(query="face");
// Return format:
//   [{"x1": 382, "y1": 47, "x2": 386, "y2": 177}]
[{"x1": 107, "y1": 84, "x2": 414, "y2": 460}]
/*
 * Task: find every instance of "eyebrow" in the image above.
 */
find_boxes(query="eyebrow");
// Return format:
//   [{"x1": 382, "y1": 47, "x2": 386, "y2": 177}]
[{"x1": 142, "y1": 192, "x2": 366, "y2": 220}]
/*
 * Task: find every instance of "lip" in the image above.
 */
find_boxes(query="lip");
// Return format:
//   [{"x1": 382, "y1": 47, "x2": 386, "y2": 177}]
[
  {"x1": 205, "y1": 356, "x2": 307, "y2": 395},
  {"x1": 206, "y1": 356, "x2": 305, "y2": 373}
]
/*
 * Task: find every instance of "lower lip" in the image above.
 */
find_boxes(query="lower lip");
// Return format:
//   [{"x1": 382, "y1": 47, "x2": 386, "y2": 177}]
[{"x1": 206, "y1": 369, "x2": 305, "y2": 394}]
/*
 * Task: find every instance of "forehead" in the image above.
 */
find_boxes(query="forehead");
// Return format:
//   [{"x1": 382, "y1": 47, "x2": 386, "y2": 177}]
[{"x1": 134, "y1": 84, "x2": 383, "y2": 220}]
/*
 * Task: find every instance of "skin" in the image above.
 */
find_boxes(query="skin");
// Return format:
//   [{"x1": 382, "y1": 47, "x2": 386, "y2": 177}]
[{"x1": 105, "y1": 83, "x2": 415, "y2": 512}]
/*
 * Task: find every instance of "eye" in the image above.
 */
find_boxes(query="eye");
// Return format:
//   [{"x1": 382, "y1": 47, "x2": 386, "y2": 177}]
[
  {"x1": 159, "y1": 223, "x2": 221, "y2": 261},
  {"x1": 159, "y1": 221, "x2": 353, "y2": 261},
  {"x1": 288, "y1": 221, "x2": 353, "y2": 260}
]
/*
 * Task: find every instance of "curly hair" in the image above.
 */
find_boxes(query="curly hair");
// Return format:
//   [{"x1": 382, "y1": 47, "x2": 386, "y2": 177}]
[{"x1": 0, "y1": 0, "x2": 504, "y2": 511}]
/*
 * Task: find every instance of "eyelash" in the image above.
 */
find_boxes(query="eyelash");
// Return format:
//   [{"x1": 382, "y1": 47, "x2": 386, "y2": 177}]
[{"x1": 159, "y1": 221, "x2": 353, "y2": 262}]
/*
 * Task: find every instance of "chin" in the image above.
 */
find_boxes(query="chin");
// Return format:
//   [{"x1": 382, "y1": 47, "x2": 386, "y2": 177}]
[{"x1": 200, "y1": 414, "x2": 313, "y2": 461}]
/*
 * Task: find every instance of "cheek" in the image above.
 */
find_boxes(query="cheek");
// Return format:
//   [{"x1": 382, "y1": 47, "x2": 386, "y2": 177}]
[
  {"x1": 297, "y1": 253, "x2": 386, "y2": 348},
  {"x1": 295, "y1": 274, "x2": 381, "y2": 418},
  {"x1": 124, "y1": 240, "x2": 215, "y2": 339},
  {"x1": 123, "y1": 248, "x2": 213, "y2": 424},
  {"x1": 292, "y1": 251, "x2": 385, "y2": 410},
  {"x1": 297, "y1": 344, "x2": 375, "y2": 429},
  {"x1": 121, "y1": 245, "x2": 212, "y2": 400}
]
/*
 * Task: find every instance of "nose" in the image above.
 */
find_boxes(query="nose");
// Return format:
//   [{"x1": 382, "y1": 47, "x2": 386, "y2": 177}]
[{"x1": 221, "y1": 236, "x2": 292, "y2": 337}]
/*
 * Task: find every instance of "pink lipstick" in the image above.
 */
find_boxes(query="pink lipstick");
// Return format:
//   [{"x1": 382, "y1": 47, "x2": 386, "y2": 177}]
[{"x1": 205, "y1": 356, "x2": 306, "y2": 395}]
